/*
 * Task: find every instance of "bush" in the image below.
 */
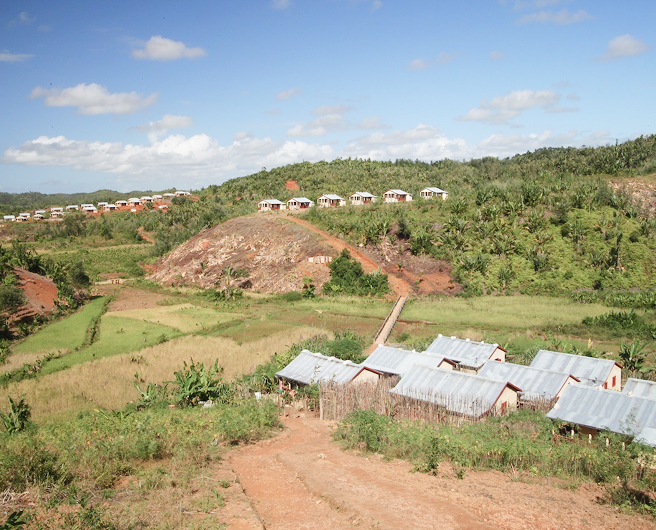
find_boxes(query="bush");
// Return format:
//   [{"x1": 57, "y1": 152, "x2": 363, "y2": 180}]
[
  {"x1": 322, "y1": 249, "x2": 389, "y2": 297},
  {"x1": 170, "y1": 359, "x2": 235, "y2": 407},
  {"x1": 0, "y1": 397, "x2": 31, "y2": 434}
]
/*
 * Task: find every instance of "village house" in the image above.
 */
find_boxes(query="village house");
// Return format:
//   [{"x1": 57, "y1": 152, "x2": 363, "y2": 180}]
[
  {"x1": 152, "y1": 194, "x2": 163, "y2": 200},
  {"x1": 163, "y1": 193, "x2": 176, "y2": 199},
  {"x1": 115, "y1": 200, "x2": 128, "y2": 208},
  {"x1": 128, "y1": 198, "x2": 141, "y2": 206},
  {"x1": 276, "y1": 350, "x2": 381, "y2": 386},
  {"x1": 50, "y1": 207, "x2": 63, "y2": 213},
  {"x1": 317, "y1": 194, "x2": 346, "y2": 208},
  {"x1": 349, "y1": 192, "x2": 377, "y2": 206},
  {"x1": 390, "y1": 365, "x2": 520, "y2": 418},
  {"x1": 530, "y1": 350, "x2": 622, "y2": 390},
  {"x1": 362, "y1": 345, "x2": 456, "y2": 378},
  {"x1": 425, "y1": 335, "x2": 506, "y2": 373},
  {"x1": 3, "y1": 215, "x2": 15, "y2": 222},
  {"x1": 478, "y1": 361, "x2": 578, "y2": 404},
  {"x1": 66, "y1": 205, "x2": 79, "y2": 211},
  {"x1": 257, "y1": 199, "x2": 286, "y2": 211},
  {"x1": 158, "y1": 204, "x2": 168, "y2": 210},
  {"x1": 175, "y1": 190, "x2": 191, "y2": 197},
  {"x1": 82, "y1": 205, "x2": 98, "y2": 213},
  {"x1": 547, "y1": 383, "x2": 656, "y2": 446},
  {"x1": 97, "y1": 202, "x2": 109, "y2": 209},
  {"x1": 18, "y1": 212, "x2": 30, "y2": 220},
  {"x1": 104, "y1": 204, "x2": 118, "y2": 212},
  {"x1": 382, "y1": 189, "x2": 412, "y2": 203},
  {"x1": 286, "y1": 197, "x2": 314, "y2": 210},
  {"x1": 419, "y1": 187, "x2": 448, "y2": 200},
  {"x1": 623, "y1": 378, "x2": 656, "y2": 400},
  {"x1": 33, "y1": 212, "x2": 45, "y2": 220},
  {"x1": 50, "y1": 211, "x2": 64, "y2": 218},
  {"x1": 140, "y1": 196, "x2": 153, "y2": 203}
]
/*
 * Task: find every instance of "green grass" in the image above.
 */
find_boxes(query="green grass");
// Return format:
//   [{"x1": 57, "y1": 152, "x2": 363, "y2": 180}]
[
  {"x1": 12, "y1": 297, "x2": 109, "y2": 355},
  {"x1": 48, "y1": 245, "x2": 153, "y2": 280},
  {"x1": 40, "y1": 314, "x2": 183, "y2": 375}
]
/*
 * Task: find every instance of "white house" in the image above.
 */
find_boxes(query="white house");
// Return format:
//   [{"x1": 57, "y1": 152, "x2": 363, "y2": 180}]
[
  {"x1": 152, "y1": 194, "x2": 163, "y2": 200},
  {"x1": 18, "y1": 212, "x2": 30, "y2": 219},
  {"x1": 382, "y1": 189, "x2": 412, "y2": 203},
  {"x1": 115, "y1": 200, "x2": 128, "y2": 207},
  {"x1": 66, "y1": 205, "x2": 79, "y2": 211},
  {"x1": 140, "y1": 196, "x2": 153, "y2": 203},
  {"x1": 82, "y1": 205, "x2": 98, "y2": 213},
  {"x1": 175, "y1": 190, "x2": 191, "y2": 197},
  {"x1": 97, "y1": 202, "x2": 109, "y2": 208},
  {"x1": 163, "y1": 193, "x2": 176, "y2": 198},
  {"x1": 158, "y1": 204, "x2": 168, "y2": 210},
  {"x1": 128, "y1": 198, "x2": 141, "y2": 206},
  {"x1": 257, "y1": 199, "x2": 286, "y2": 211},
  {"x1": 286, "y1": 197, "x2": 314, "y2": 210},
  {"x1": 530, "y1": 350, "x2": 622, "y2": 391},
  {"x1": 419, "y1": 187, "x2": 448, "y2": 200},
  {"x1": 104, "y1": 204, "x2": 118, "y2": 211},
  {"x1": 33, "y1": 213, "x2": 45, "y2": 220},
  {"x1": 3, "y1": 215, "x2": 15, "y2": 222},
  {"x1": 50, "y1": 211, "x2": 64, "y2": 218},
  {"x1": 317, "y1": 194, "x2": 346, "y2": 208},
  {"x1": 50, "y1": 207, "x2": 64, "y2": 213},
  {"x1": 350, "y1": 192, "x2": 377, "y2": 205}
]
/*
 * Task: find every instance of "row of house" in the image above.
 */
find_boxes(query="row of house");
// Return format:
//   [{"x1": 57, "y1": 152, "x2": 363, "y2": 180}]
[
  {"x1": 258, "y1": 187, "x2": 448, "y2": 212},
  {"x1": 2, "y1": 191, "x2": 192, "y2": 222},
  {"x1": 276, "y1": 334, "x2": 655, "y2": 445}
]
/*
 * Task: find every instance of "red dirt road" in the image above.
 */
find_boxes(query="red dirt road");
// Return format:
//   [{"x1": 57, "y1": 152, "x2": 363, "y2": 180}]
[{"x1": 227, "y1": 416, "x2": 654, "y2": 530}]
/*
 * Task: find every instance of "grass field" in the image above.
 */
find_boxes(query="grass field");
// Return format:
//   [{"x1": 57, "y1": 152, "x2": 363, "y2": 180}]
[
  {"x1": 106, "y1": 303, "x2": 243, "y2": 333},
  {"x1": 7, "y1": 326, "x2": 324, "y2": 422}
]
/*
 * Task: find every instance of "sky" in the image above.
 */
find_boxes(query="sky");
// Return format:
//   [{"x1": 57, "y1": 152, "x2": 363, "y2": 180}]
[{"x1": 0, "y1": 0, "x2": 654, "y2": 194}]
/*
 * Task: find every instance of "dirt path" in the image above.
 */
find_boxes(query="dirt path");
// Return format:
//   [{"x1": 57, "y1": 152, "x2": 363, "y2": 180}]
[
  {"x1": 227, "y1": 416, "x2": 654, "y2": 530},
  {"x1": 285, "y1": 216, "x2": 410, "y2": 297}
]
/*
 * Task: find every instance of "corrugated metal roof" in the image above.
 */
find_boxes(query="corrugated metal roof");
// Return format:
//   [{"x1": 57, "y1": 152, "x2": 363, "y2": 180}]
[
  {"x1": 362, "y1": 345, "x2": 447, "y2": 376},
  {"x1": 288, "y1": 197, "x2": 313, "y2": 203},
  {"x1": 319, "y1": 194, "x2": 344, "y2": 201},
  {"x1": 547, "y1": 383, "x2": 656, "y2": 447},
  {"x1": 351, "y1": 192, "x2": 376, "y2": 198},
  {"x1": 385, "y1": 189, "x2": 409, "y2": 195},
  {"x1": 478, "y1": 361, "x2": 574, "y2": 402},
  {"x1": 530, "y1": 350, "x2": 618, "y2": 387},
  {"x1": 275, "y1": 350, "x2": 364, "y2": 385},
  {"x1": 422, "y1": 187, "x2": 446, "y2": 194},
  {"x1": 390, "y1": 364, "x2": 516, "y2": 417},
  {"x1": 425, "y1": 335, "x2": 501, "y2": 368},
  {"x1": 259, "y1": 199, "x2": 285, "y2": 205},
  {"x1": 623, "y1": 378, "x2": 656, "y2": 400}
]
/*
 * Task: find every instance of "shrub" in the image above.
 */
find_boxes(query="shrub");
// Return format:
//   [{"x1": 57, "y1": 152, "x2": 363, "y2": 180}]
[
  {"x1": 0, "y1": 397, "x2": 31, "y2": 434},
  {"x1": 170, "y1": 359, "x2": 235, "y2": 407}
]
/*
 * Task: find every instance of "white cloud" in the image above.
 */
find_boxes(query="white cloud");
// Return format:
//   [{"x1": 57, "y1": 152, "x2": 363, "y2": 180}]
[
  {"x1": 371, "y1": 1, "x2": 383, "y2": 11},
  {"x1": 408, "y1": 52, "x2": 458, "y2": 70},
  {"x1": 287, "y1": 114, "x2": 349, "y2": 137},
  {"x1": 518, "y1": 9, "x2": 593, "y2": 24},
  {"x1": 134, "y1": 115, "x2": 193, "y2": 142},
  {"x1": 599, "y1": 35, "x2": 651, "y2": 61},
  {"x1": 2, "y1": 126, "x2": 615, "y2": 189},
  {"x1": 358, "y1": 116, "x2": 389, "y2": 130},
  {"x1": 31, "y1": 83, "x2": 158, "y2": 115},
  {"x1": 313, "y1": 104, "x2": 352, "y2": 115},
  {"x1": 272, "y1": 0, "x2": 291, "y2": 9},
  {"x1": 276, "y1": 88, "x2": 302, "y2": 100},
  {"x1": 458, "y1": 89, "x2": 563, "y2": 125},
  {"x1": 489, "y1": 50, "x2": 505, "y2": 61},
  {"x1": 132, "y1": 36, "x2": 206, "y2": 61},
  {"x1": 2, "y1": 134, "x2": 334, "y2": 189},
  {"x1": 18, "y1": 11, "x2": 34, "y2": 24},
  {"x1": 0, "y1": 52, "x2": 33, "y2": 62}
]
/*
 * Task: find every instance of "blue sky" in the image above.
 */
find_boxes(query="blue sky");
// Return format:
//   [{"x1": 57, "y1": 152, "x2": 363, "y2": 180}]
[{"x1": 0, "y1": 0, "x2": 654, "y2": 193}]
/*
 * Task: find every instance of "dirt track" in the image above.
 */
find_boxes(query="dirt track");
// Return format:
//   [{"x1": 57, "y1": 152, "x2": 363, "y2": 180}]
[{"x1": 227, "y1": 416, "x2": 654, "y2": 530}]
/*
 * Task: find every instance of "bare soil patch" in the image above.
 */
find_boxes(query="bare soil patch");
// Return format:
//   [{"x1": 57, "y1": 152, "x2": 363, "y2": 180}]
[
  {"x1": 10, "y1": 267, "x2": 59, "y2": 322},
  {"x1": 104, "y1": 285, "x2": 171, "y2": 312},
  {"x1": 228, "y1": 416, "x2": 654, "y2": 530},
  {"x1": 611, "y1": 177, "x2": 656, "y2": 217},
  {"x1": 149, "y1": 215, "x2": 335, "y2": 294}
]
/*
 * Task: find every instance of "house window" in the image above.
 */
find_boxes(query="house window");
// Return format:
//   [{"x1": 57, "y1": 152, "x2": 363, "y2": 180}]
[
  {"x1": 612, "y1": 376, "x2": 617, "y2": 388},
  {"x1": 501, "y1": 401, "x2": 508, "y2": 413},
  {"x1": 604, "y1": 382, "x2": 608, "y2": 389}
]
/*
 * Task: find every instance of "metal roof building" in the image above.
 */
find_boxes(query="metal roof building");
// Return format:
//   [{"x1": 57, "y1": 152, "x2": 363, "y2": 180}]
[
  {"x1": 478, "y1": 361, "x2": 577, "y2": 402},
  {"x1": 390, "y1": 364, "x2": 520, "y2": 418},
  {"x1": 530, "y1": 350, "x2": 622, "y2": 389},
  {"x1": 547, "y1": 383, "x2": 656, "y2": 447},
  {"x1": 362, "y1": 345, "x2": 454, "y2": 376},
  {"x1": 623, "y1": 378, "x2": 656, "y2": 400},
  {"x1": 425, "y1": 335, "x2": 505, "y2": 369},
  {"x1": 276, "y1": 350, "x2": 378, "y2": 386}
]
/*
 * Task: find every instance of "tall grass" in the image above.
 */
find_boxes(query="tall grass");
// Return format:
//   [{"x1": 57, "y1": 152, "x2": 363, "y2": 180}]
[{"x1": 6, "y1": 326, "x2": 321, "y2": 421}]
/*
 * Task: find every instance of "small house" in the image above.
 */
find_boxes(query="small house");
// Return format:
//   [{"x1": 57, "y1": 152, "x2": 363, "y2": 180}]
[
  {"x1": 18, "y1": 212, "x2": 31, "y2": 219},
  {"x1": 82, "y1": 205, "x2": 98, "y2": 213},
  {"x1": 152, "y1": 194, "x2": 163, "y2": 200},
  {"x1": 547, "y1": 383, "x2": 656, "y2": 446},
  {"x1": 163, "y1": 193, "x2": 176, "y2": 198},
  {"x1": 362, "y1": 345, "x2": 456, "y2": 378},
  {"x1": 158, "y1": 204, "x2": 168, "y2": 210},
  {"x1": 35, "y1": 210, "x2": 46, "y2": 215},
  {"x1": 104, "y1": 204, "x2": 117, "y2": 212},
  {"x1": 382, "y1": 189, "x2": 412, "y2": 203},
  {"x1": 175, "y1": 190, "x2": 191, "y2": 197},
  {"x1": 257, "y1": 199, "x2": 286, "y2": 211},
  {"x1": 115, "y1": 200, "x2": 128, "y2": 207},
  {"x1": 140, "y1": 196, "x2": 153, "y2": 203},
  {"x1": 50, "y1": 211, "x2": 64, "y2": 218},
  {"x1": 530, "y1": 350, "x2": 622, "y2": 390},
  {"x1": 349, "y1": 192, "x2": 377, "y2": 206},
  {"x1": 3, "y1": 215, "x2": 15, "y2": 222},
  {"x1": 390, "y1": 365, "x2": 520, "y2": 417},
  {"x1": 50, "y1": 207, "x2": 63, "y2": 213},
  {"x1": 425, "y1": 335, "x2": 506, "y2": 372},
  {"x1": 128, "y1": 198, "x2": 141, "y2": 206},
  {"x1": 623, "y1": 378, "x2": 656, "y2": 400},
  {"x1": 276, "y1": 350, "x2": 381, "y2": 386},
  {"x1": 478, "y1": 361, "x2": 578, "y2": 404},
  {"x1": 419, "y1": 187, "x2": 448, "y2": 200},
  {"x1": 97, "y1": 202, "x2": 109, "y2": 208},
  {"x1": 287, "y1": 197, "x2": 314, "y2": 210},
  {"x1": 66, "y1": 205, "x2": 79, "y2": 211},
  {"x1": 317, "y1": 194, "x2": 346, "y2": 208},
  {"x1": 33, "y1": 213, "x2": 45, "y2": 220}
]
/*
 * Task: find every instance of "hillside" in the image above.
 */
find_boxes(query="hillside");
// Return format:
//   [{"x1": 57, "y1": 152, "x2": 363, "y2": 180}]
[{"x1": 149, "y1": 215, "x2": 336, "y2": 293}]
